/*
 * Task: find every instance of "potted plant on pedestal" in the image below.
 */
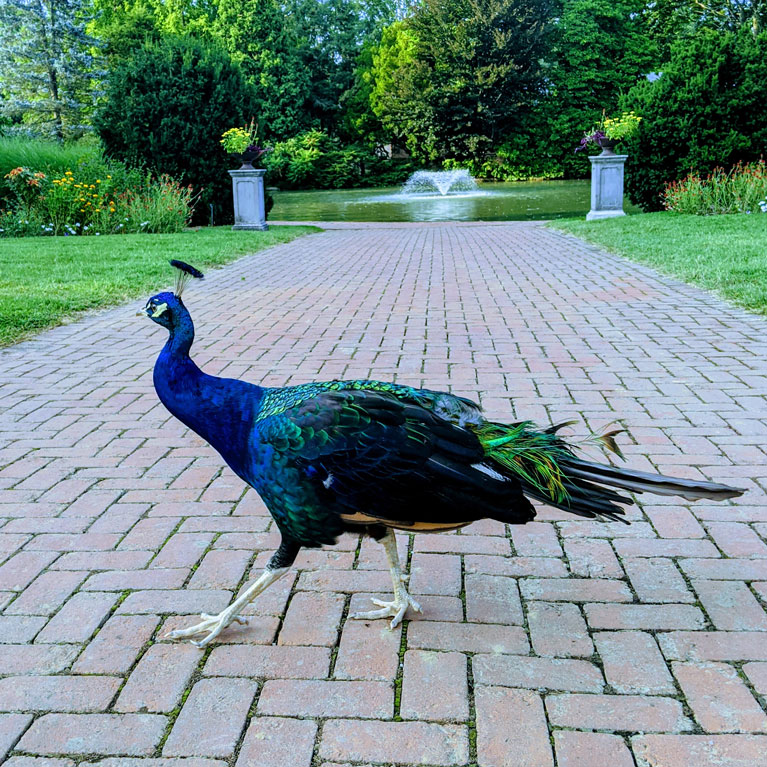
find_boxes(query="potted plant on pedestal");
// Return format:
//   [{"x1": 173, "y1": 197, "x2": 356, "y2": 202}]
[
  {"x1": 575, "y1": 111, "x2": 642, "y2": 156},
  {"x1": 220, "y1": 120, "x2": 271, "y2": 168}
]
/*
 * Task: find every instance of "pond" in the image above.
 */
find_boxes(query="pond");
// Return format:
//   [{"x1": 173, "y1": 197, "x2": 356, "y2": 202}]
[{"x1": 269, "y1": 179, "x2": 639, "y2": 223}]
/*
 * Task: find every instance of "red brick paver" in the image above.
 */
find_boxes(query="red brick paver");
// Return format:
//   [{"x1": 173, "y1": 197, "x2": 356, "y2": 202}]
[{"x1": 1, "y1": 222, "x2": 765, "y2": 764}]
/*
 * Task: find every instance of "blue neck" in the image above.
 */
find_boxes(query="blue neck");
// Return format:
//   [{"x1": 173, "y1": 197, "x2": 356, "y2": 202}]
[
  {"x1": 163, "y1": 305, "x2": 195, "y2": 359},
  {"x1": 153, "y1": 306, "x2": 264, "y2": 482}
]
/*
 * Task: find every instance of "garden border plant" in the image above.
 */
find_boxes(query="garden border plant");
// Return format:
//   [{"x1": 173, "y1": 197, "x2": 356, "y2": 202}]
[
  {"x1": 1, "y1": 155, "x2": 196, "y2": 237},
  {"x1": 663, "y1": 160, "x2": 767, "y2": 216}
]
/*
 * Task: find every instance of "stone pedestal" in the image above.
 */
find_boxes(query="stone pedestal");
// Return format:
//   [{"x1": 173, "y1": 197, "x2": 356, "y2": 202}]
[
  {"x1": 586, "y1": 154, "x2": 627, "y2": 221},
  {"x1": 229, "y1": 168, "x2": 268, "y2": 231}
]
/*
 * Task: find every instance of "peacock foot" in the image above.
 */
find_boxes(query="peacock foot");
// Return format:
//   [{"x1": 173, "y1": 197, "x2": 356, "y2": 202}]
[
  {"x1": 164, "y1": 610, "x2": 249, "y2": 647},
  {"x1": 350, "y1": 588, "x2": 422, "y2": 629}
]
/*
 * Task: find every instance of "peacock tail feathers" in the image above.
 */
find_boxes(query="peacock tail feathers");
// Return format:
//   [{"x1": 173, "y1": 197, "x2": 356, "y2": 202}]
[
  {"x1": 576, "y1": 423, "x2": 627, "y2": 461},
  {"x1": 475, "y1": 420, "x2": 629, "y2": 506},
  {"x1": 475, "y1": 420, "x2": 576, "y2": 504}
]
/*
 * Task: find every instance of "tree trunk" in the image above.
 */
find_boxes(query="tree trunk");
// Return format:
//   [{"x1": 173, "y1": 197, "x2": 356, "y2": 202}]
[{"x1": 49, "y1": 66, "x2": 63, "y2": 142}]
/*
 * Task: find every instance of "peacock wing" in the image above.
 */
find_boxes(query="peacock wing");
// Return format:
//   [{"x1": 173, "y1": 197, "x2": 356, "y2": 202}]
[{"x1": 250, "y1": 388, "x2": 525, "y2": 546}]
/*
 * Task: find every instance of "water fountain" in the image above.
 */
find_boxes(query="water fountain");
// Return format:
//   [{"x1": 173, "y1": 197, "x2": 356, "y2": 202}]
[
  {"x1": 400, "y1": 169, "x2": 479, "y2": 196},
  {"x1": 269, "y1": 168, "x2": 614, "y2": 222}
]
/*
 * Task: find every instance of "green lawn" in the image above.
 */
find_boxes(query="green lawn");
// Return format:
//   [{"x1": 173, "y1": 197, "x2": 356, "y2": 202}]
[
  {"x1": 550, "y1": 212, "x2": 767, "y2": 315},
  {"x1": 0, "y1": 225, "x2": 319, "y2": 346}
]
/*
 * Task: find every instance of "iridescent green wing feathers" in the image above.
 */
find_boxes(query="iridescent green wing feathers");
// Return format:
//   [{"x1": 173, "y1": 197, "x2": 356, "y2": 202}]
[
  {"x1": 257, "y1": 379, "x2": 483, "y2": 426},
  {"x1": 256, "y1": 380, "x2": 631, "y2": 527}
]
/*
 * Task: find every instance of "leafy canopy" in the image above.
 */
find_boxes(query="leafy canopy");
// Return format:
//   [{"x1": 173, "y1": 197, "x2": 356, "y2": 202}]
[
  {"x1": 622, "y1": 27, "x2": 767, "y2": 209},
  {"x1": 370, "y1": 0, "x2": 555, "y2": 161}
]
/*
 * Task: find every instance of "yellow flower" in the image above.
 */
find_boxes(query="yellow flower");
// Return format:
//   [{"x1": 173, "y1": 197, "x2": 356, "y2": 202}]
[
  {"x1": 65, "y1": 171, "x2": 73, "y2": 176},
  {"x1": 96, "y1": 179, "x2": 101, "y2": 183},
  {"x1": 107, "y1": 175, "x2": 112, "y2": 179}
]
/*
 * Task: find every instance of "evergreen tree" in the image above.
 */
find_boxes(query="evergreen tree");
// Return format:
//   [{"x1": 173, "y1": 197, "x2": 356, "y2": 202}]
[
  {"x1": 623, "y1": 27, "x2": 767, "y2": 209},
  {"x1": 96, "y1": 35, "x2": 256, "y2": 223},
  {"x1": 547, "y1": 0, "x2": 658, "y2": 177},
  {"x1": 0, "y1": 0, "x2": 104, "y2": 140}
]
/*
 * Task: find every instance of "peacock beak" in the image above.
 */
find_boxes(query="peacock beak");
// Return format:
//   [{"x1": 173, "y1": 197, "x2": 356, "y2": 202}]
[{"x1": 139, "y1": 301, "x2": 169, "y2": 319}]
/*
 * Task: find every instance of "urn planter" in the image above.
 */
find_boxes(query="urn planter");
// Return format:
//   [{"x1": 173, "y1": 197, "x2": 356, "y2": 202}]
[
  {"x1": 596, "y1": 137, "x2": 620, "y2": 156},
  {"x1": 236, "y1": 149, "x2": 268, "y2": 170}
]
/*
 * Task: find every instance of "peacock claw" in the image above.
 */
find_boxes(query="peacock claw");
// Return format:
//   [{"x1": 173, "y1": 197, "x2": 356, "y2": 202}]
[
  {"x1": 165, "y1": 610, "x2": 248, "y2": 647},
  {"x1": 351, "y1": 591, "x2": 422, "y2": 630}
]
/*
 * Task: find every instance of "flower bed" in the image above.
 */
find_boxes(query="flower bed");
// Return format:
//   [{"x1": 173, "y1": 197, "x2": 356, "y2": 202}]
[
  {"x1": 1, "y1": 159, "x2": 196, "y2": 237},
  {"x1": 663, "y1": 161, "x2": 767, "y2": 215}
]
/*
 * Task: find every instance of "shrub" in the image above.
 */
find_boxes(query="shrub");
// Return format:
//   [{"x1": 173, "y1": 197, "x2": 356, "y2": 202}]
[
  {"x1": 446, "y1": 135, "x2": 563, "y2": 181},
  {"x1": 121, "y1": 175, "x2": 196, "y2": 233},
  {"x1": 96, "y1": 36, "x2": 256, "y2": 224},
  {"x1": 622, "y1": 29, "x2": 767, "y2": 210},
  {"x1": 663, "y1": 161, "x2": 767, "y2": 215},
  {"x1": 264, "y1": 130, "x2": 414, "y2": 189}
]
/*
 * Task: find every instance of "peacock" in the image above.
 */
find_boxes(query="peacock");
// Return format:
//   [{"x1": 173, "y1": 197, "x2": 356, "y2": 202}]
[{"x1": 145, "y1": 261, "x2": 744, "y2": 647}]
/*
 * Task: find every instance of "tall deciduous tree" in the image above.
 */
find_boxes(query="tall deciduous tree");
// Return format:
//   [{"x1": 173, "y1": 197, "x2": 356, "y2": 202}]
[
  {"x1": 370, "y1": 0, "x2": 555, "y2": 161},
  {"x1": 0, "y1": 0, "x2": 103, "y2": 140},
  {"x1": 90, "y1": 0, "x2": 217, "y2": 60},
  {"x1": 288, "y1": 0, "x2": 396, "y2": 129}
]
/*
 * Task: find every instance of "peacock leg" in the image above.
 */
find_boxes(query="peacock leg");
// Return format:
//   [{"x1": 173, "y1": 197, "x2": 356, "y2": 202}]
[
  {"x1": 350, "y1": 528, "x2": 421, "y2": 629},
  {"x1": 165, "y1": 566, "x2": 289, "y2": 647}
]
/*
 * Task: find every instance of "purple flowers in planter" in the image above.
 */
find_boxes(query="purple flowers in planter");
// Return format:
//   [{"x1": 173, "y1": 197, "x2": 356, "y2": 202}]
[{"x1": 575, "y1": 130, "x2": 605, "y2": 153}]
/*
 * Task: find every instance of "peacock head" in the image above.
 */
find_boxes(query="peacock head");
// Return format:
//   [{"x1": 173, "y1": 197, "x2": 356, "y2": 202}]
[
  {"x1": 141, "y1": 261, "x2": 204, "y2": 331},
  {"x1": 142, "y1": 291, "x2": 185, "y2": 330}
]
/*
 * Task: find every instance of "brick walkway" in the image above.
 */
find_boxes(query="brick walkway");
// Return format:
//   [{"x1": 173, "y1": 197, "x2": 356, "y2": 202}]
[{"x1": 1, "y1": 222, "x2": 766, "y2": 767}]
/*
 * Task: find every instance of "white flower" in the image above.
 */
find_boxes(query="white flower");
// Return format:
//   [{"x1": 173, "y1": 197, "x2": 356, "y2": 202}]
[{"x1": 140, "y1": 221, "x2": 149, "y2": 227}]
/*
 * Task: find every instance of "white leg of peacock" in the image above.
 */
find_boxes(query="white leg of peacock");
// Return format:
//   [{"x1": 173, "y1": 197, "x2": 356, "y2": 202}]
[
  {"x1": 350, "y1": 528, "x2": 422, "y2": 629},
  {"x1": 165, "y1": 566, "x2": 289, "y2": 647}
]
